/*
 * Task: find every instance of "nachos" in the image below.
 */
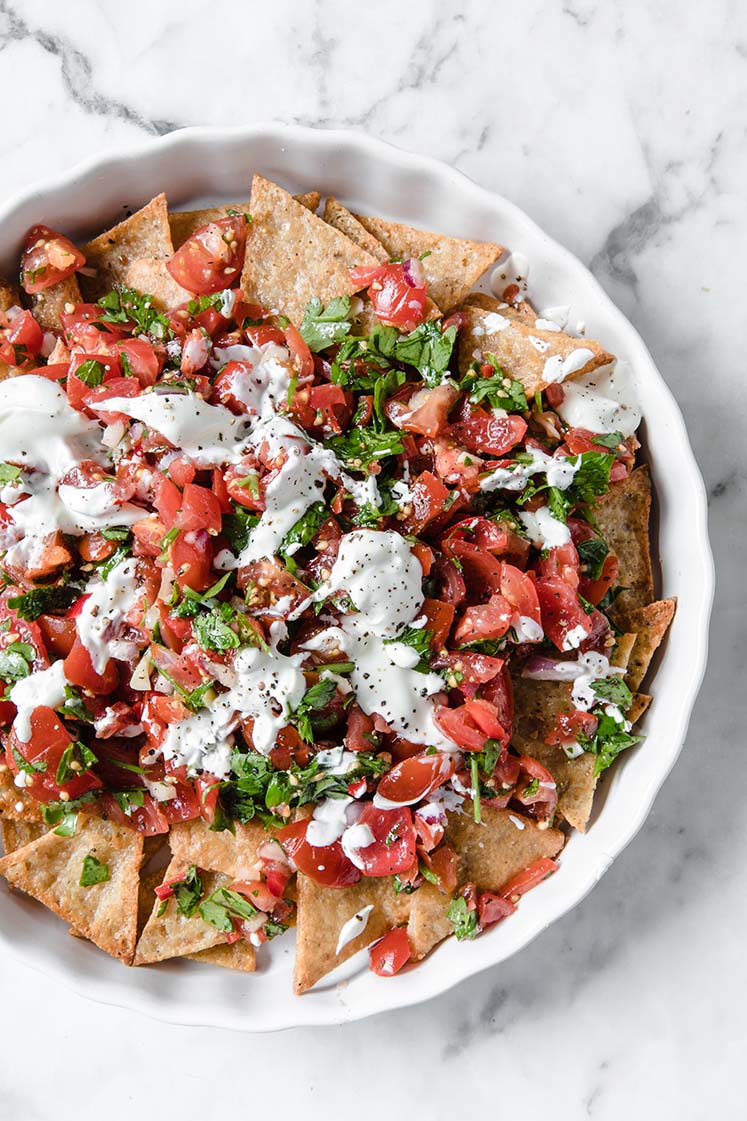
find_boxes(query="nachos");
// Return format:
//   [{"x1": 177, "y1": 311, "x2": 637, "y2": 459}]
[{"x1": 0, "y1": 177, "x2": 673, "y2": 990}]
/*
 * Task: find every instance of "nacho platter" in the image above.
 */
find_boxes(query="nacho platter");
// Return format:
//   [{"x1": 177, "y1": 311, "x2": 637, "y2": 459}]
[{"x1": 0, "y1": 166, "x2": 678, "y2": 1001}]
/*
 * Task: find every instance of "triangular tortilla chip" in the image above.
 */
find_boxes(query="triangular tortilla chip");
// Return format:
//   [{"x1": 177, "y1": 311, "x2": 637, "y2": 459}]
[
  {"x1": 30, "y1": 275, "x2": 82, "y2": 331},
  {"x1": 1, "y1": 818, "x2": 46, "y2": 856},
  {"x1": 594, "y1": 466, "x2": 654, "y2": 620},
  {"x1": 628, "y1": 693, "x2": 651, "y2": 725},
  {"x1": 0, "y1": 815, "x2": 142, "y2": 962},
  {"x1": 294, "y1": 872, "x2": 409, "y2": 994},
  {"x1": 134, "y1": 857, "x2": 230, "y2": 965},
  {"x1": 458, "y1": 303, "x2": 614, "y2": 397},
  {"x1": 322, "y1": 198, "x2": 389, "y2": 262},
  {"x1": 0, "y1": 278, "x2": 20, "y2": 313},
  {"x1": 621, "y1": 599, "x2": 676, "y2": 690},
  {"x1": 462, "y1": 291, "x2": 537, "y2": 321},
  {"x1": 169, "y1": 191, "x2": 319, "y2": 250},
  {"x1": 80, "y1": 194, "x2": 173, "y2": 300},
  {"x1": 187, "y1": 941, "x2": 257, "y2": 972},
  {"x1": 0, "y1": 768, "x2": 42, "y2": 821},
  {"x1": 124, "y1": 258, "x2": 190, "y2": 312},
  {"x1": 240, "y1": 175, "x2": 379, "y2": 325},
  {"x1": 408, "y1": 805, "x2": 565, "y2": 959},
  {"x1": 611, "y1": 632, "x2": 637, "y2": 672},
  {"x1": 168, "y1": 817, "x2": 268, "y2": 880},
  {"x1": 351, "y1": 212, "x2": 503, "y2": 312}
]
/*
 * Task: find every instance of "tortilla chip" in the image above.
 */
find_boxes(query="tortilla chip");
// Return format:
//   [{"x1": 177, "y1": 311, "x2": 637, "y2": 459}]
[
  {"x1": 168, "y1": 817, "x2": 268, "y2": 880},
  {"x1": 462, "y1": 292, "x2": 536, "y2": 321},
  {"x1": 351, "y1": 212, "x2": 503, "y2": 311},
  {"x1": 611, "y1": 632, "x2": 637, "y2": 672},
  {"x1": 406, "y1": 882, "x2": 454, "y2": 960},
  {"x1": 81, "y1": 194, "x2": 173, "y2": 300},
  {"x1": 0, "y1": 815, "x2": 142, "y2": 962},
  {"x1": 629, "y1": 693, "x2": 652, "y2": 725},
  {"x1": 187, "y1": 941, "x2": 257, "y2": 972},
  {"x1": 594, "y1": 466, "x2": 654, "y2": 620},
  {"x1": 134, "y1": 858, "x2": 231, "y2": 965},
  {"x1": 0, "y1": 278, "x2": 20, "y2": 313},
  {"x1": 511, "y1": 675, "x2": 598, "y2": 831},
  {"x1": 294, "y1": 873, "x2": 409, "y2": 994},
  {"x1": 0, "y1": 818, "x2": 46, "y2": 856},
  {"x1": 240, "y1": 175, "x2": 379, "y2": 325},
  {"x1": 0, "y1": 768, "x2": 43, "y2": 821},
  {"x1": 30, "y1": 275, "x2": 82, "y2": 331},
  {"x1": 621, "y1": 599, "x2": 676, "y2": 691},
  {"x1": 124, "y1": 258, "x2": 190, "y2": 312},
  {"x1": 458, "y1": 303, "x2": 614, "y2": 397},
  {"x1": 322, "y1": 198, "x2": 389, "y2": 262},
  {"x1": 169, "y1": 191, "x2": 319, "y2": 250}
]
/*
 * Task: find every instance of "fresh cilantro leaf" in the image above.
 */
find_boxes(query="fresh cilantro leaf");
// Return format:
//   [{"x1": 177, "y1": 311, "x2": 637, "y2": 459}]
[
  {"x1": 463, "y1": 356, "x2": 528, "y2": 412},
  {"x1": 100, "y1": 525, "x2": 132, "y2": 542},
  {"x1": 199, "y1": 886, "x2": 258, "y2": 932},
  {"x1": 99, "y1": 543, "x2": 131, "y2": 580},
  {"x1": 299, "y1": 296, "x2": 352, "y2": 353},
  {"x1": 193, "y1": 609, "x2": 240, "y2": 653},
  {"x1": 326, "y1": 427, "x2": 404, "y2": 470},
  {"x1": 393, "y1": 875, "x2": 417, "y2": 895},
  {"x1": 569, "y1": 452, "x2": 615, "y2": 506},
  {"x1": 351, "y1": 490, "x2": 400, "y2": 527},
  {"x1": 55, "y1": 740, "x2": 97, "y2": 786},
  {"x1": 0, "y1": 641, "x2": 35, "y2": 683},
  {"x1": 60, "y1": 685, "x2": 94, "y2": 723},
  {"x1": 73, "y1": 359, "x2": 106, "y2": 388},
  {"x1": 470, "y1": 755, "x2": 482, "y2": 823},
  {"x1": 291, "y1": 678, "x2": 338, "y2": 743},
  {"x1": 547, "y1": 486, "x2": 571, "y2": 523},
  {"x1": 0, "y1": 463, "x2": 21, "y2": 484},
  {"x1": 372, "y1": 367, "x2": 406, "y2": 430},
  {"x1": 222, "y1": 505, "x2": 260, "y2": 553},
  {"x1": 8, "y1": 585, "x2": 80, "y2": 621},
  {"x1": 385, "y1": 625, "x2": 434, "y2": 671},
  {"x1": 41, "y1": 791, "x2": 98, "y2": 828},
  {"x1": 588, "y1": 431, "x2": 625, "y2": 450},
  {"x1": 371, "y1": 320, "x2": 457, "y2": 388},
  {"x1": 280, "y1": 501, "x2": 327, "y2": 559},
  {"x1": 577, "y1": 536, "x2": 609, "y2": 581},
  {"x1": 579, "y1": 711, "x2": 642, "y2": 776},
  {"x1": 447, "y1": 895, "x2": 479, "y2": 941},
  {"x1": 97, "y1": 286, "x2": 171, "y2": 339},
  {"x1": 263, "y1": 919, "x2": 289, "y2": 940},
  {"x1": 590, "y1": 677, "x2": 633, "y2": 709},
  {"x1": 171, "y1": 864, "x2": 203, "y2": 918},
  {"x1": 80, "y1": 854, "x2": 110, "y2": 887}
]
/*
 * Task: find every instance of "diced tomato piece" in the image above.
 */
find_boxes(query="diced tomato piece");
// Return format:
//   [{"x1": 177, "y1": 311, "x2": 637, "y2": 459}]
[
  {"x1": 166, "y1": 215, "x2": 249, "y2": 295},
  {"x1": 351, "y1": 805, "x2": 417, "y2": 876},
  {"x1": 375, "y1": 753, "x2": 455, "y2": 807},
  {"x1": 435, "y1": 697, "x2": 508, "y2": 752},
  {"x1": 349, "y1": 261, "x2": 427, "y2": 333},
  {"x1": 21, "y1": 224, "x2": 85, "y2": 293},
  {"x1": 478, "y1": 892, "x2": 516, "y2": 927},
  {"x1": 6, "y1": 310, "x2": 43, "y2": 358},
  {"x1": 402, "y1": 471, "x2": 450, "y2": 534},
  {"x1": 389, "y1": 383, "x2": 460, "y2": 438},
  {"x1": 115, "y1": 338, "x2": 161, "y2": 386},
  {"x1": 345, "y1": 705, "x2": 377, "y2": 753},
  {"x1": 453, "y1": 592, "x2": 513, "y2": 645},
  {"x1": 499, "y1": 857, "x2": 559, "y2": 901},
  {"x1": 546, "y1": 709, "x2": 599, "y2": 746},
  {"x1": 6, "y1": 706, "x2": 102, "y2": 802},
  {"x1": 132, "y1": 514, "x2": 167, "y2": 557},
  {"x1": 152, "y1": 472, "x2": 182, "y2": 529},
  {"x1": 284, "y1": 324, "x2": 314, "y2": 378},
  {"x1": 449, "y1": 399, "x2": 527, "y2": 457},
  {"x1": 175, "y1": 483, "x2": 222, "y2": 535},
  {"x1": 277, "y1": 820, "x2": 361, "y2": 888},
  {"x1": 369, "y1": 927, "x2": 411, "y2": 977},
  {"x1": 535, "y1": 577, "x2": 592, "y2": 652},
  {"x1": 423, "y1": 842, "x2": 458, "y2": 893},
  {"x1": 419, "y1": 597, "x2": 455, "y2": 648},
  {"x1": 63, "y1": 636, "x2": 119, "y2": 696}
]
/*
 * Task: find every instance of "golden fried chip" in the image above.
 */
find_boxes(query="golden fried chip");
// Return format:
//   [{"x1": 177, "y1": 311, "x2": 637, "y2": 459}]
[
  {"x1": 351, "y1": 212, "x2": 503, "y2": 311},
  {"x1": 621, "y1": 599, "x2": 676, "y2": 691},
  {"x1": 458, "y1": 303, "x2": 614, "y2": 397},
  {"x1": 462, "y1": 291, "x2": 536, "y2": 321},
  {"x1": 81, "y1": 194, "x2": 173, "y2": 300},
  {"x1": 0, "y1": 818, "x2": 46, "y2": 856},
  {"x1": 406, "y1": 882, "x2": 454, "y2": 960},
  {"x1": 168, "y1": 817, "x2": 268, "y2": 880},
  {"x1": 628, "y1": 693, "x2": 652, "y2": 725},
  {"x1": 594, "y1": 466, "x2": 654, "y2": 620},
  {"x1": 30, "y1": 275, "x2": 82, "y2": 331},
  {"x1": 187, "y1": 941, "x2": 257, "y2": 972},
  {"x1": 240, "y1": 175, "x2": 379, "y2": 325},
  {"x1": 322, "y1": 198, "x2": 389, "y2": 262},
  {"x1": 0, "y1": 815, "x2": 142, "y2": 962},
  {"x1": 134, "y1": 858, "x2": 230, "y2": 965},
  {"x1": 0, "y1": 278, "x2": 20, "y2": 313},
  {"x1": 124, "y1": 258, "x2": 190, "y2": 312},
  {"x1": 294, "y1": 872, "x2": 410, "y2": 994},
  {"x1": 0, "y1": 768, "x2": 43, "y2": 821},
  {"x1": 169, "y1": 191, "x2": 319, "y2": 250}
]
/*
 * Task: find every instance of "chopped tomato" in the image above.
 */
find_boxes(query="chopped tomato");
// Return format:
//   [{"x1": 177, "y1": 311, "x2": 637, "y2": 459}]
[
  {"x1": 21, "y1": 224, "x2": 85, "y2": 293},
  {"x1": 369, "y1": 927, "x2": 411, "y2": 977},
  {"x1": 449, "y1": 399, "x2": 527, "y2": 457},
  {"x1": 389, "y1": 383, "x2": 459, "y2": 437},
  {"x1": 453, "y1": 592, "x2": 513, "y2": 645},
  {"x1": 499, "y1": 856, "x2": 559, "y2": 901},
  {"x1": 277, "y1": 820, "x2": 361, "y2": 888},
  {"x1": 284, "y1": 325, "x2": 314, "y2": 378},
  {"x1": 435, "y1": 697, "x2": 508, "y2": 752},
  {"x1": 535, "y1": 577, "x2": 592, "y2": 652},
  {"x1": 175, "y1": 483, "x2": 222, "y2": 535},
  {"x1": 166, "y1": 215, "x2": 248, "y2": 295},
  {"x1": 349, "y1": 261, "x2": 427, "y2": 332},
  {"x1": 352, "y1": 805, "x2": 417, "y2": 876},
  {"x1": 546, "y1": 709, "x2": 598, "y2": 746},
  {"x1": 401, "y1": 471, "x2": 450, "y2": 534},
  {"x1": 115, "y1": 338, "x2": 161, "y2": 386},
  {"x1": 63, "y1": 636, "x2": 119, "y2": 696},
  {"x1": 6, "y1": 310, "x2": 43, "y2": 358},
  {"x1": 152, "y1": 472, "x2": 182, "y2": 529},
  {"x1": 375, "y1": 753, "x2": 455, "y2": 807},
  {"x1": 6, "y1": 706, "x2": 102, "y2": 802},
  {"x1": 478, "y1": 892, "x2": 516, "y2": 926}
]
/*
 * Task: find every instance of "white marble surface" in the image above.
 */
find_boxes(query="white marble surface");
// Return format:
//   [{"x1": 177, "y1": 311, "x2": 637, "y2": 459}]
[{"x1": 0, "y1": 0, "x2": 743, "y2": 1116}]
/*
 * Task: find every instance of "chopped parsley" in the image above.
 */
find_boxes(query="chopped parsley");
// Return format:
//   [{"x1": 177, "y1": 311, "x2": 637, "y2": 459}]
[
  {"x1": 299, "y1": 295, "x2": 352, "y2": 352},
  {"x1": 73, "y1": 359, "x2": 106, "y2": 388},
  {"x1": 8, "y1": 585, "x2": 80, "y2": 621},
  {"x1": 462, "y1": 356, "x2": 528, "y2": 412},
  {"x1": 79, "y1": 854, "x2": 110, "y2": 887},
  {"x1": 290, "y1": 678, "x2": 338, "y2": 744},
  {"x1": 577, "y1": 535, "x2": 609, "y2": 581},
  {"x1": 0, "y1": 462, "x2": 21, "y2": 484},
  {"x1": 97, "y1": 286, "x2": 171, "y2": 339},
  {"x1": 199, "y1": 886, "x2": 258, "y2": 933},
  {"x1": 590, "y1": 677, "x2": 633, "y2": 710},
  {"x1": 325, "y1": 426, "x2": 404, "y2": 470},
  {"x1": 447, "y1": 895, "x2": 479, "y2": 941},
  {"x1": 0, "y1": 641, "x2": 35, "y2": 684},
  {"x1": 579, "y1": 711, "x2": 642, "y2": 776}
]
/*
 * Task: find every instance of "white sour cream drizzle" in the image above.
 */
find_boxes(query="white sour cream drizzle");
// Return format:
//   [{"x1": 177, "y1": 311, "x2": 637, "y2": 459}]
[
  {"x1": 556, "y1": 360, "x2": 641, "y2": 438},
  {"x1": 479, "y1": 443, "x2": 580, "y2": 494},
  {"x1": 9, "y1": 660, "x2": 69, "y2": 743},
  {"x1": 336, "y1": 904, "x2": 375, "y2": 955},
  {"x1": 542, "y1": 347, "x2": 595, "y2": 384},
  {"x1": 76, "y1": 558, "x2": 142, "y2": 673},
  {"x1": 519, "y1": 505, "x2": 571, "y2": 549}
]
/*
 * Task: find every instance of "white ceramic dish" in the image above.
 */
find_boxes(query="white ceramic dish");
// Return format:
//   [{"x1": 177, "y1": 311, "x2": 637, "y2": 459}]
[{"x1": 0, "y1": 124, "x2": 713, "y2": 1031}]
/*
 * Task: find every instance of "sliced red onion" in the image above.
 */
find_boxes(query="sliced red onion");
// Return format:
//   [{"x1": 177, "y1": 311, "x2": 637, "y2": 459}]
[
  {"x1": 40, "y1": 331, "x2": 57, "y2": 358},
  {"x1": 522, "y1": 655, "x2": 581, "y2": 681},
  {"x1": 403, "y1": 256, "x2": 425, "y2": 288}
]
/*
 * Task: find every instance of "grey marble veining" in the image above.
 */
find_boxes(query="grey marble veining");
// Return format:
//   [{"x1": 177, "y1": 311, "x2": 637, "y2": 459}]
[{"x1": 0, "y1": 1, "x2": 744, "y2": 1117}]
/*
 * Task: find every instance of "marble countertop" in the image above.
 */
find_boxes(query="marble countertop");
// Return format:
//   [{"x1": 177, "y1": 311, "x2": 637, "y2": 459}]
[{"x1": 0, "y1": 1, "x2": 743, "y2": 1117}]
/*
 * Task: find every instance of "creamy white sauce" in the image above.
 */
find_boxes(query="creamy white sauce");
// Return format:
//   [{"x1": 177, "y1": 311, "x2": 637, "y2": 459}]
[
  {"x1": 212, "y1": 342, "x2": 292, "y2": 421},
  {"x1": 9, "y1": 660, "x2": 69, "y2": 743},
  {"x1": 306, "y1": 796, "x2": 353, "y2": 847},
  {"x1": 336, "y1": 904, "x2": 375, "y2": 954},
  {"x1": 340, "y1": 822, "x2": 376, "y2": 869},
  {"x1": 519, "y1": 505, "x2": 571, "y2": 549},
  {"x1": 479, "y1": 443, "x2": 580, "y2": 494},
  {"x1": 102, "y1": 391, "x2": 252, "y2": 466},
  {"x1": 543, "y1": 347, "x2": 595, "y2": 384},
  {"x1": 76, "y1": 558, "x2": 142, "y2": 673},
  {"x1": 557, "y1": 360, "x2": 641, "y2": 438}
]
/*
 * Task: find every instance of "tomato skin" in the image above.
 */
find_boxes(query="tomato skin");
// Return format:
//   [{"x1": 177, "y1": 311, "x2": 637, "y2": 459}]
[
  {"x1": 67, "y1": 352, "x2": 123, "y2": 412},
  {"x1": 449, "y1": 400, "x2": 527, "y2": 457},
  {"x1": 132, "y1": 514, "x2": 167, "y2": 558},
  {"x1": 64, "y1": 636, "x2": 119, "y2": 696},
  {"x1": 453, "y1": 592, "x2": 513, "y2": 645},
  {"x1": 546, "y1": 709, "x2": 598, "y2": 746},
  {"x1": 6, "y1": 310, "x2": 43, "y2": 358},
  {"x1": 21, "y1": 224, "x2": 85, "y2": 293},
  {"x1": 99, "y1": 790, "x2": 169, "y2": 836},
  {"x1": 277, "y1": 820, "x2": 361, "y2": 888},
  {"x1": 348, "y1": 805, "x2": 417, "y2": 877},
  {"x1": 401, "y1": 471, "x2": 451, "y2": 534},
  {"x1": 7, "y1": 706, "x2": 102, "y2": 802},
  {"x1": 369, "y1": 927, "x2": 411, "y2": 977},
  {"x1": 420, "y1": 596, "x2": 455, "y2": 649},
  {"x1": 37, "y1": 614, "x2": 76, "y2": 658},
  {"x1": 115, "y1": 338, "x2": 161, "y2": 386},
  {"x1": 283, "y1": 325, "x2": 314, "y2": 378},
  {"x1": 152, "y1": 472, "x2": 182, "y2": 529},
  {"x1": 535, "y1": 577, "x2": 592, "y2": 652},
  {"x1": 345, "y1": 706, "x2": 377, "y2": 753},
  {"x1": 580, "y1": 552, "x2": 619, "y2": 606},
  {"x1": 479, "y1": 892, "x2": 516, "y2": 927},
  {"x1": 349, "y1": 261, "x2": 427, "y2": 332},
  {"x1": 375, "y1": 753, "x2": 455, "y2": 807},
  {"x1": 435, "y1": 697, "x2": 508, "y2": 752},
  {"x1": 166, "y1": 215, "x2": 248, "y2": 295},
  {"x1": 175, "y1": 483, "x2": 222, "y2": 535},
  {"x1": 500, "y1": 856, "x2": 559, "y2": 901}
]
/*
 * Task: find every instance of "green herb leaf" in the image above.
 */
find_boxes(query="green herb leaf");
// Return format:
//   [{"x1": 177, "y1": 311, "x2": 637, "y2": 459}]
[
  {"x1": 590, "y1": 677, "x2": 633, "y2": 709},
  {"x1": 447, "y1": 895, "x2": 479, "y2": 941},
  {"x1": 80, "y1": 854, "x2": 110, "y2": 887},
  {"x1": 97, "y1": 286, "x2": 171, "y2": 340},
  {"x1": 291, "y1": 678, "x2": 338, "y2": 743},
  {"x1": 171, "y1": 864, "x2": 203, "y2": 918},
  {"x1": 579, "y1": 711, "x2": 642, "y2": 776},
  {"x1": 0, "y1": 641, "x2": 35, "y2": 683},
  {"x1": 577, "y1": 535, "x2": 609, "y2": 581},
  {"x1": 280, "y1": 501, "x2": 327, "y2": 559},
  {"x1": 463, "y1": 356, "x2": 528, "y2": 412},
  {"x1": 73, "y1": 359, "x2": 106, "y2": 388},
  {"x1": 299, "y1": 296, "x2": 352, "y2": 353},
  {"x1": 8, "y1": 585, "x2": 80, "y2": 621},
  {"x1": 326, "y1": 427, "x2": 404, "y2": 471},
  {"x1": 193, "y1": 609, "x2": 240, "y2": 653},
  {"x1": 55, "y1": 740, "x2": 98, "y2": 786},
  {"x1": 222, "y1": 505, "x2": 260, "y2": 553},
  {"x1": 0, "y1": 462, "x2": 21, "y2": 484},
  {"x1": 199, "y1": 886, "x2": 258, "y2": 932}
]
